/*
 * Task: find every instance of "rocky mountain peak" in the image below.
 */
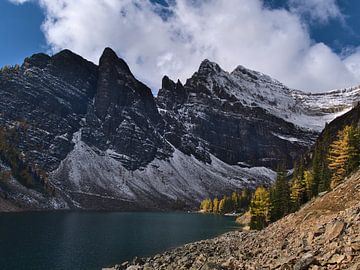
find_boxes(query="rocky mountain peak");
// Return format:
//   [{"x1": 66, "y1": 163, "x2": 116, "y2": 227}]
[
  {"x1": 49, "y1": 50, "x2": 98, "y2": 99},
  {"x1": 231, "y1": 65, "x2": 286, "y2": 92},
  {"x1": 157, "y1": 76, "x2": 187, "y2": 110},
  {"x1": 161, "y1": 75, "x2": 176, "y2": 90},
  {"x1": 22, "y1": 49, "x2": 98, "y2": 100},
  {"x1": 82, "y1": 47, "x2": 168, "y2": 171},
  {"x1": 176, "y1": 79, "x2": 183, "y2": 87},
  {"x1": 23, "y1": 53, "x2": 51, "y2": 69},
  {"x1": 99, "y1": 47, "x2": 132, "y2": 75},
  {"x1": 51, "y1": 49, "x2": 94, "y2": 69},
  {"x1": 197, "y1": 59, "x2": 223, "y2": 75},
  {"x1": 95, "y1": 48, "x2": 134, "y2": 118},
  {"x1": 94, "y1": 47, "x2": 159, "y2": 120},
  {"x1": 232, "y1": 64, "x2": 261, "y2": 79}
]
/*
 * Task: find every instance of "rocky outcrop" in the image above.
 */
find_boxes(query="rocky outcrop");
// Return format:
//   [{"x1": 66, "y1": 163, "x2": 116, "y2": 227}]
[
  {"x1": 108, "y1": 169, "x2": 360, "y2": 270},
  {"x1": 83, "y1": 47, "x2": 171, "y2": 170},
  {"x1": 157, "y1": 61, "x2": 317, "y2": 169},
  {"x1": 0, "y1": 196, "x2": 20, "y2": 212},
  {"x1": 0, "y1": 49, "x2": 97, "y2": 172},
  {"x1": 157, "y1": 76, "x2": 187, "y2": 110}
]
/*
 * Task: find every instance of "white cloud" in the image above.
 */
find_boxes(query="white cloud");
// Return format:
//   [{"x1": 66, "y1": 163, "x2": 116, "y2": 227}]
[
  {"x1": 288, "y1": 0, "x2": 344, "y2": 24},
  {"x1": 344, "y1": 47, "x2": 360, "y2": 81},
  {"x1": 9, "y1": 0, "x2": 360, "y2": 93},
  {"x1": 8, "y1": 0, "x2": 32, "y2": 4}
]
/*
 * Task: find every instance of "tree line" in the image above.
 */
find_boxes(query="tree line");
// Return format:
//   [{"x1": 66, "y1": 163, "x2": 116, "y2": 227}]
[
  {"x1": 199, "y1": 190, "x2": 251, "y2": 214},
  {"x1": 0, "y1": 127, "x2": 55, "y2": 195},
  {"x1": 0, "y1": 64, "x2": 20, "y2": 74},
  {"x1": 249, "y1": 123, "x2": 360, "y2": 230}
]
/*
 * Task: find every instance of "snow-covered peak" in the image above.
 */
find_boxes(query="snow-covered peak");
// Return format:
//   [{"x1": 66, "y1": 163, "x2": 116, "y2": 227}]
[
  {"x1": 231, "y1": 65, "x2": 283, "y2": 86},
  {"x1": 187, "y1": 61, "x2": 360, "y2": 131},
  {"x1": 198, "y1": 59, "x2": 223, "y2": 75}
]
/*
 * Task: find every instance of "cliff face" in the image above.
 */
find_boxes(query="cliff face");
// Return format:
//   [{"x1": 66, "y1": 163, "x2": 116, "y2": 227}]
[
  {"x1": 0, "y1": 48, "x2": 359, "y2": 211},
  {"x1": 157, "y1": 60, "x2": 316, "y2": 169},
  {"x1": 0, "y1": 49, "x2": 97, "y2": 172},
  {"x1": 84, "y1": 47, "x2": 171, "y2": 170}
]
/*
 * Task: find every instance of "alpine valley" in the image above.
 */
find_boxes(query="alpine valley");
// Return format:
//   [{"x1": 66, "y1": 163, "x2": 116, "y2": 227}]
[{"x1": 0, "y1": 47, "x2": 359, "y2": 211}]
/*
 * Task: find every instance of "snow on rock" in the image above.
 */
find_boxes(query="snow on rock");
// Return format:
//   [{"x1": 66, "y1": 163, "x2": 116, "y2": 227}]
[
  {"x1": 271, "y1": 133, "x2": 309, "y2": 144},
  {"x1": 50, "y1": 135, "x2": 276, "y2": 209},
  {"x1": 200, "y1": 62, "x2": 360, "y2": 131}
]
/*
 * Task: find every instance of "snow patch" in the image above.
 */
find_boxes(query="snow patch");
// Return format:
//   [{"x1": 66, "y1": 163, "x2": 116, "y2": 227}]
[
  {"x1": 51, "y1": 137, "x2": 276, "y2": 206},
  {"x1": 202, "y1": 64, "x2": 360, "y2": 131}
]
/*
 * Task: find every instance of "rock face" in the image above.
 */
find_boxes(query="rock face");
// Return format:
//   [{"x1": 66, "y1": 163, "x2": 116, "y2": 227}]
[
  {"x1": 0, "y1": 48, "x2": 359, "y2": 210},
  {"x1": 84, "y1": 47, "x2": 171, "y2": 170},
  {"x1": 0, "y1": 49, "x2": 97, "y2": 171},
  {"x1": 108, "y1": 169, "x2": 360, "y2": 270},
  {"x1": 157, "y1": 60, "x2": 316, "y2": 169}
]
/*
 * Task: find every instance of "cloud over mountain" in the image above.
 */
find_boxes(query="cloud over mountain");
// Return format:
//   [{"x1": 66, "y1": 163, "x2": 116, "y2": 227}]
[{"x1": 10, "y1": 0, "x2": 360, "y2": 93}]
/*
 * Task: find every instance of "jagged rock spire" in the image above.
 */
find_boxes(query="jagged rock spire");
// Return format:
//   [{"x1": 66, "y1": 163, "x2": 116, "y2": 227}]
[
  {"x1": 157, "y1": 75, "x2": 187, "y2": 110},
  {"x1": 95, "y1": 47, "x2": 136, "y2": 118}
]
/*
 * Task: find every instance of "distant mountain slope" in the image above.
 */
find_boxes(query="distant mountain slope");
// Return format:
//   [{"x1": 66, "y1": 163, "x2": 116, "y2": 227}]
[
  {"x1": 182, "y1": 60, "x2": 359, "y2": 132},
  {"x1": 157, "y1": 60, "x2": 359, "y2": 169},
  {"x1": 0, "y1": 48, "x2": 359, "y2": 211}
]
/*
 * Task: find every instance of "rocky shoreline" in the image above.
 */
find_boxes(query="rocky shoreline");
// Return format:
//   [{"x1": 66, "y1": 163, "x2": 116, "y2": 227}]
[{"x1": 105, "y1": 172, "x2": 360, "y2": 270}]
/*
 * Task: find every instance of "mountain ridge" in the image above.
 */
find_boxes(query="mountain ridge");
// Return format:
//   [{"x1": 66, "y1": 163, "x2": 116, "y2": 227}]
[{"x1": 0, "y1": 47, "x2": 359, "y2": 211}]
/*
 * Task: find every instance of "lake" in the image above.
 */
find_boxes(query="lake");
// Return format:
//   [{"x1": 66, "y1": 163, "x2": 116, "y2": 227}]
[{"x1": 0, "y1": 211, "x2": 237, "y2": 270}]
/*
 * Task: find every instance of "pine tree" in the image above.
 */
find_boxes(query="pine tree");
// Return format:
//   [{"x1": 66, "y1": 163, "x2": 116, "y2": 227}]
[
  {"x1": 223, "y1": 195, "x2": 233, "y2": 213},
  {"x1": 200, "y1": 199, "x2": 206, "y2": 211},
  {"x1": 270, "y1": 167, "x2": 291, "y2": 222},
  {"x1": 200, "y1": 198, "x2": 213, "y2": 212},
  {"x1": 231, "y1": 192, "x2": 238, "y2": 213},
  {"x1": 213, "y1": 197, "x2": 219, "y2": 213},
  {"x1": 319, "y1": 126, "x2": 332, "y2": 192},
  {"x1": 318, "y1": 161, "x2": 331, "y2": 192},
  {"x1": 290, "y1": 177, "x2": 303, "y2": 211},
  {"x1": 238, "y1": 190, "x2": 250, "y2": 211},
  {"x1": 290, "y1": 158, "x2": 309, "y2": 211},
  {"x1": 348, "y1": 124, "x2": 360, "y2": 173},
  {"x1": 311, "y1": 144, "x2": 321, "y2": 196},
  {"x1": 250, "y1": 186, "x2": 271, "y2": 230},
  {"x1": 328, "y1": 125, "x2": 354, "y2": 189},
  {"x1": 218, "y1": 197, "x2": 226, "y2": 213},
  {"x1": 303, "y1": 170, "x2": 314, "y2": 199}
]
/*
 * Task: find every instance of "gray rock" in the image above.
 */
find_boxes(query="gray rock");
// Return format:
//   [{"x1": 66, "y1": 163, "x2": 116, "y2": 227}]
[
  {"x1": 324, "y1": 221, "x2": 345, "y2": 242},
  {"x1": 328, "y1": 254, "x2": 345, "y2": 264},
  {"x1": 294, "y1": 253, "x2": 316, "y2": 270}
]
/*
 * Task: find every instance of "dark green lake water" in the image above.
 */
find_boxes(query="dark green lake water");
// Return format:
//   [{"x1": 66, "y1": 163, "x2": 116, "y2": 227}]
[{"x1": 0, "y1": 211, "x2": 237, "y2": 270}]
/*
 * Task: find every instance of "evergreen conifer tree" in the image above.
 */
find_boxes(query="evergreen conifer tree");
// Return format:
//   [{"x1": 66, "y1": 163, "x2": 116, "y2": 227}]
[
  {"x1": 250, "y1": 186, "x2": 271, "y2": 230},
  {"x1": 213, "y1": 197, "x2": 219, "y2": 213},
  {"x1": 231, "y1": 192, "x2": 238, "y2": 212},
  {"x1": 328, "y1": 125, "x2": 354, "y2": 189},
  {"x1": 270, "y1": 167, "x2": 291, "y2": 222}
]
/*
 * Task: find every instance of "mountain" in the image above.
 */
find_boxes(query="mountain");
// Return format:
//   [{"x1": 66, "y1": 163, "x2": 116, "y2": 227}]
[
  {"x1": 0, "y1": 48, "x2": 359, "y2": 211},
  {"x1": 110, "y1": 98, "x2": 360, "y2": 269},
  {"x1": 157, "y1": 60, "x2": 360, "y2": 170}
]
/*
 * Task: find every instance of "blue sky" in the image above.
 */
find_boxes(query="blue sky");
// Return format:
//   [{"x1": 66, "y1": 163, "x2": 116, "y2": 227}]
[
  {"x1": 1, "y1": 0, "x2": 360, "y2": 92},
  {"x1": 0, "y1": 1, "x2": 45, "y2": 66},
  {"x1": 268, "y1": 0, "x2": 360, "y2": 53}
]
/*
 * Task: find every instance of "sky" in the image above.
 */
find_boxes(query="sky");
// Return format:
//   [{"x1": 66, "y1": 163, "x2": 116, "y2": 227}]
[{"x1": 2, "y1": 0, "x2": 360, "y2": 93}]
